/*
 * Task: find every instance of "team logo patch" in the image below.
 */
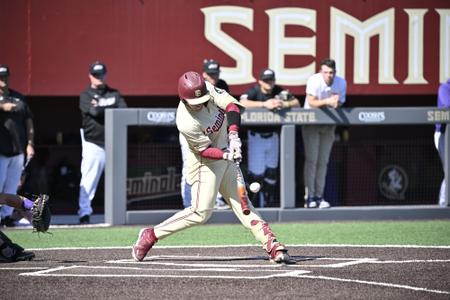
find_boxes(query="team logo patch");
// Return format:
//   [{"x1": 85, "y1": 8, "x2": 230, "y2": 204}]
[
  {"x1": 195, "y1": 89, "x2": 202, "y2": 97},
  {"x1": 214, "y1": 87, "x2": 225, "y2": 94},
  {"x1": 378, "y1": 164, "x2": 408, "y2": 200}
]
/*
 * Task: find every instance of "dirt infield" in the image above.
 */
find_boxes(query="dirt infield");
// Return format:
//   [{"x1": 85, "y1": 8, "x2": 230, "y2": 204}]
[{"x1": 1, "y1": 245, "x2": 450, "y2": 299}]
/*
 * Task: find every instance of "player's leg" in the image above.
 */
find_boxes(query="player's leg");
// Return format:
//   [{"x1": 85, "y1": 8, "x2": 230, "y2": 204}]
[
  {"x1": 0, "y1": 154, "x2": 24, "y2": 224},
  {"x1": 314, "y1": 125, "x2": 336, "y2": 208},
  {"x1": 247, "y1": 132, "x2": 266, "y2": 207},
  {"x1": 262, "y1": 134, "x2": 279, "y2": 207},
  {"x1": 220, "y1": 164, "x2": 290, "y2": 263},
  {"x1": 0, "y1": 231, "x2": 35, "y2": 262},
  {"x1": 78, "y1": 140, "x2": 105, "y2": 223},
  {"x1": 301, "y1": 126, "x2": 320, "y2": 207},
  {"x1": 0, "y1": 155, "x2": 8, "y2": 224},
  {"x1": 179, "y1": 133, "x2": 192, "y2": 208},
  {"x1": 132, "y1": 161, "x2": 225, "y2": 261}
]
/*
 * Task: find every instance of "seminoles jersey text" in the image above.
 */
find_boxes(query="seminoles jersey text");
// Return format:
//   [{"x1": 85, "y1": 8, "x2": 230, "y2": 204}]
[{"x1": 205, "y1": 108, "x2": 225, "y2": 134}]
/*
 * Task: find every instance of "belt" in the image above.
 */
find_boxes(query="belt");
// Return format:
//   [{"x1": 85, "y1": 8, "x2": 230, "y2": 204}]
[{"x1": 250, "y1": 131, "x2": 274, "y2": 139}]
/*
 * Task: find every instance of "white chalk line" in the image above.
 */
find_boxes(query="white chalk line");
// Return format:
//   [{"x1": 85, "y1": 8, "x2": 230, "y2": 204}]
[
  {"x1": 15, "y1": 254, "x2": 450, "y2": 295},
  {"x1": 19, "y1": 265, "x2": 310, "y2": 279},
  {"x1": 28, "y1": 243, "x2": 450, "y2": 251},
  {"x1": 298, "y1": 274, "x2": 450, "y2": 295},
  {"x1": 0, "y1": 266, "x2": 48, "y2": 270},
  {"x1": 108, "y1": 259, "x2": 300, "y2": 269},
  {"x1": 17, "y1": 263, "x2": 450, "y2": 295}
]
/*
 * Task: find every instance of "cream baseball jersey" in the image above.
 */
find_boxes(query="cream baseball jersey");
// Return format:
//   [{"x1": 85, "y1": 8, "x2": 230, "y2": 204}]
[{"x1": 176, "y1": 82, "x2": 243, "y2": 184}]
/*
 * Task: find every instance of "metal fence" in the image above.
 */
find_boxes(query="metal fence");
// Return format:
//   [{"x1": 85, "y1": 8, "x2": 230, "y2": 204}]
[{"x1": 105, "y1": 107, "x2": 450, "y2": 225}]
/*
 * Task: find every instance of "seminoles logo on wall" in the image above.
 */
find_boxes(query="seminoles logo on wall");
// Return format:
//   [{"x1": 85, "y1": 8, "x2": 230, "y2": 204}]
[{"x1": 378, "y1": 165, "x2": 408, "y2": 200}]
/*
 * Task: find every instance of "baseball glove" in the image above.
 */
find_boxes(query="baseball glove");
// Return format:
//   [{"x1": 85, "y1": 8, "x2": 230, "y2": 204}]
[{"x1": 31, "y1": 194, "x2": 51, "y2": 233}]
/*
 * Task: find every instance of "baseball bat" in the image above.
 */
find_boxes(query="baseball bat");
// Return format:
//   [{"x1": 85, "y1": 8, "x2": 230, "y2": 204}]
[
  {"x1": 19, "y1": 157, "x2": 33, "y2": 189},
  {"x1": 236, "y1": 162, "x2": 250, "y2": 215}
]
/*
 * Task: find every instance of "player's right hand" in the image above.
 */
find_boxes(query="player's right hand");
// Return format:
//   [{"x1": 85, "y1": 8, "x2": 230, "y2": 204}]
[{"x1": 223, "y1": 150, "x2": 242, "y2": 163}]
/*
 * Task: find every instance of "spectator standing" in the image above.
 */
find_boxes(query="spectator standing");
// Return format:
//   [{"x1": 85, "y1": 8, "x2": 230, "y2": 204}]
[
  {"x1": 302, "y1": 58, "x2": 346, "y2": 209},
  {"x1": 239, "y1": 69, "x2": 299, "y2": 207},
  {"x1": 78, "y1": 61, "x2": 127, "y2": 224},
  {"x1": 434, "y1": 78, "x2": 450, "y2": 207},
  {"x1": 0, "y1": 65, "x2": 35, "y2": 226}
]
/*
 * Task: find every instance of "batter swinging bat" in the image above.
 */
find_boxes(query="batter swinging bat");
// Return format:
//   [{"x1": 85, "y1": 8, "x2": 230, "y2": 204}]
[{"x1": 236, "y1": 162, "x2": 250, "y2": 215}]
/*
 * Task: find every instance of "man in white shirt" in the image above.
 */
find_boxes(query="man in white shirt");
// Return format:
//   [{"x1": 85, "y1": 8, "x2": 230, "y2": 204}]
[{"x1": 302, "y1": 58, "x2": 347, "y2": 208}]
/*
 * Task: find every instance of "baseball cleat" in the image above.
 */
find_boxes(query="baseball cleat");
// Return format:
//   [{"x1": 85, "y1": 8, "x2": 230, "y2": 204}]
[
  {"x1": 268, "y1": 243, "x2": 293, "y2": 264},
  {"x1": 132, "y1": 227, "x2": 158, "y2": 262}
]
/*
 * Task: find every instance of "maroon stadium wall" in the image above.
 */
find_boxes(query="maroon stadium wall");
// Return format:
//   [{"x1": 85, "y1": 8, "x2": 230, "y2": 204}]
[{"x1": 0, "y1": 0, "x2": 448, "y2": 96}]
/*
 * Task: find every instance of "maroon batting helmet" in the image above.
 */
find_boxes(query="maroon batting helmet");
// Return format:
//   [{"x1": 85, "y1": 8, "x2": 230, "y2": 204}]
[{"x1": 178, "y1": 71, "x2": 210, "y2": 105}]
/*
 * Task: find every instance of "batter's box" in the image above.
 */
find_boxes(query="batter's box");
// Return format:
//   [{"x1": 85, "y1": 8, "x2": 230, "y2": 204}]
[
  {"x1": 108, "y1": 255, "x2": 375, "y2": 268},
  {"x1": 20, "y1": 265, "x2": 311, "y2": 279}
]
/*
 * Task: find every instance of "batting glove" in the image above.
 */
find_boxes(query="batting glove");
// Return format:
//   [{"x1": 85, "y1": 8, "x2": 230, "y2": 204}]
[
  {"x1": 228, "y1": 131, "x2": 242, "y2": 155},
  {"x1": 223, "y1": 150, "x2": 242, "y2": 163}
]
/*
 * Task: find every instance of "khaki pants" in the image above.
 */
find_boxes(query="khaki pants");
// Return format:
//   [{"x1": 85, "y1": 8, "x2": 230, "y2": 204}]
[{"x1": 302, "y1": 125, "x2": 336, "y2": 198}]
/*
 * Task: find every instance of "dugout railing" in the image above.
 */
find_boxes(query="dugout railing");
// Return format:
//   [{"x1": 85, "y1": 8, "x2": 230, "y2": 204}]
[{"x1": 105, "y1": 107, "x2": 450, "y2": 225}]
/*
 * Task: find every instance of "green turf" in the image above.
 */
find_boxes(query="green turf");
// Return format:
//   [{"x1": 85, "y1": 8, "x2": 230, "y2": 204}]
[{"x1": 3, "y1": 220, "x2": 450, "y2": 249}]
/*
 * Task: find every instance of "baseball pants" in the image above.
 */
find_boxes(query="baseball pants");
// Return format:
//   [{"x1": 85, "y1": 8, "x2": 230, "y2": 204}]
[
  {"x1": 302, "y1": 125, "x2": 336, "y2": 198},
  {"x1": 180, "y1": 133, "x2": 224, "y2": 208},
  {"x1": 179, "y1": 133, "x2": 192, "y2": 208},
  {"x1": 0, "y1": 153, "x2": 24, "y2": 218},
  {"x1": 247, "y1": 131, "x2": 279, "y2": 207},
  {"x1": 434, "y1": 131, "x2": 447, "y2": 207},
  {"x1": 153, "y1": 159, "x2": 278, "y2": 252},
  {"x1": 78, "y1": 129, "x2": 105, "y2": 217}
]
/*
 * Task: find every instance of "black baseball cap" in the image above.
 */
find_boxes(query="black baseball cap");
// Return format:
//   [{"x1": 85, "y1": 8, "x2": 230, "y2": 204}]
[
  {"x1": 0, "y1": 65, "x2": 10, "y2": 77},
  {"x1": 260, "y1": 68, "x2": 275, "y2": 81},
  {"x1": 89, "y1": 61, "x2": 107, "y2": 78},
  {"x1": 203, "y1": 59, "x2": 220, "y2": 75}
]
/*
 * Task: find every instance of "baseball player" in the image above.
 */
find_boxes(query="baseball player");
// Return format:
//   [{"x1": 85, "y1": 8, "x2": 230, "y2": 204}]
[
  {"x1": 78, "y1": 61, "x2": 127, "y2": 224},
  {"x1": 179, "y1": 59, "x2": 230, "y2": 209},
  {"x1": 302, "y1": 58, "x2": 346, "y2": 208},
  {"x1": 0, "y1": 193, "x2": 38, "y2": 262},
  {"x1": 434, "y1": 78, "x2": 450, "y2": 207},
  {"x1": 0, "y1": 65, "x2": 35, "y2": 226},
  {"x1": 240, "y1": 69, "x2": 299, "y2": 207},
  {"x1": 133, "y1": 71, "x2": 291, "y2": 264}
]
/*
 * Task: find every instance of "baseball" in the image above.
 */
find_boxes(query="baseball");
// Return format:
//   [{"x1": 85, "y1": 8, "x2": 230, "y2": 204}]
[{"x1": 249, "y1": 182, "x2": 261, "y2": 193}]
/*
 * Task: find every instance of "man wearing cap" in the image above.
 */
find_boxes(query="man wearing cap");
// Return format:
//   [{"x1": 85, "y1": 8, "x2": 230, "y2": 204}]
[
  {"x1": 0, "y1": 65, "x2": 35, "y2": 226},
  {"x1": 202, "y1": 59, "x2": 229, "y2": 93},
  {"x1": 78, "y1": 61, "x2": 127, "y2": 224},
  {"x1": 132, "y1": 71, "x2": 291, "y2": 264},
  {"x1": 179, "y1": 59, "x2": 230, "y2": 210},
  {"x1": 240, "y1": 69, "x2": 299, "y2": 207}
]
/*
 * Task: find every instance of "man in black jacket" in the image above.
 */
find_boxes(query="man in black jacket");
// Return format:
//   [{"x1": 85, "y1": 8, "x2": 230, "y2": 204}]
[
  {"x1": 0, "y1": 65, "x2": 35, "y2": 226},
  {"x1": 78, "y1": 61, "x2": 127, "y2": 224}
]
